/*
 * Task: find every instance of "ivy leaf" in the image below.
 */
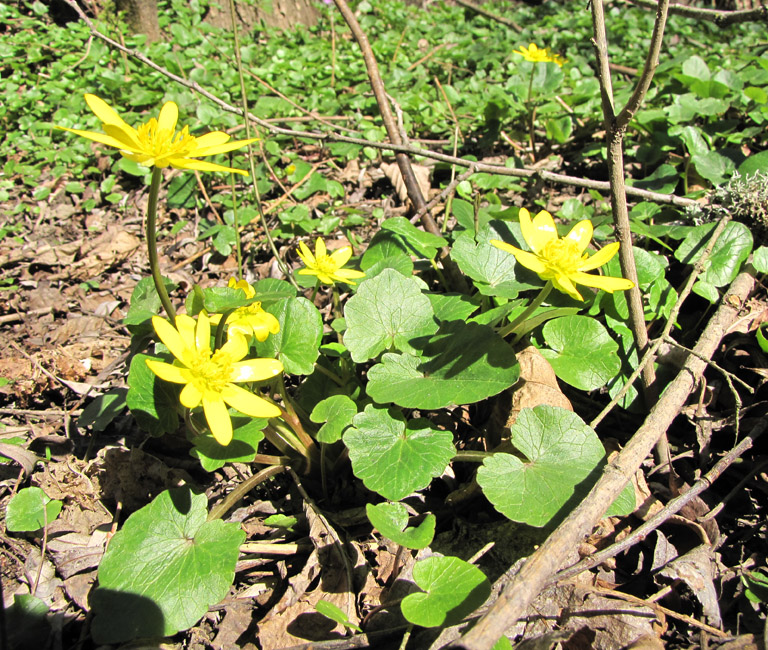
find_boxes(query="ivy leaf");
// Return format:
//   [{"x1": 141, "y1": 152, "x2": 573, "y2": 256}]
[
  {"x1": 343, "y1": 405, "x2": 455, "y2": 501},
  {"x1": 366, "y1": 321, "x2": 519, "y2": 409},
  {"x1": 5, "y1": 487, "x2": 62, "y2": 532},
  {"x1": 477, "y1": 406, "x2": 622, "y2": 527},
  {"x1": 125, "y1": 354, "x2": 179, "y2": 436},
  {"x1": 539, "y1": 316, "x2": 621, "y2": 391},
  {"x1": 366, "y1": 502, "x2": 435, "y2": 549},
  {"x1": 255, "y1": 297, "x2": 322, "y2": 375},
  {"x1": 310, "y1": 395, "x2": 357, "y2": 443},
  {"x1": 401, "y1": 556, "x2": 490, "y2": 627},
  {"x1": 344, "y1": 269, "x2": 438, "y2": 362},
  {"x1": 190, "y1": 416, "x2": 268, "y2": 472},
  {"x1": 91, "y1": 487, "x2": 245, "y2": 643}
]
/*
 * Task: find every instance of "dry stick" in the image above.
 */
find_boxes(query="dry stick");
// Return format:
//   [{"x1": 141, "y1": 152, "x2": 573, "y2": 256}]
[
  {"x1": 627, "y1": 0, "x2": 768, "y2": 26},
  {"x1": 451, "y1": 269, "x2": 755, "y2": 650},
  {"x1": 411, "y1": 165, "x2": 476, "y2": 225},
  {"x1": 554, "y1": 418, "x2": 766, "y2": 584},
  {"x1": 591, "y1": 215, "x2": 731, "y2": 429},
  {"x1": 592, "y1": 0, "x2": 670, "y2": 469},
  {"x1": 58, "y1": 0, "x2": 697, "y2": 210},
  {"x1": 331, "y1": 0, "x2": 468, "y2": 292},
  {"x1": 451, "y1": 0, "x2": 523, "y2": 32}
]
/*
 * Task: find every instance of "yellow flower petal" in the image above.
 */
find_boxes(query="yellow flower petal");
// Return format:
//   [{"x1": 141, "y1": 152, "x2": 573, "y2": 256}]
[
  {"x1": 152, "y1": 316, "x2": 188, "y2": 362},
  {"x1": 333, "y1": 268, "x2": 366, "y2": 284},
  {"x1": 157, "y1": 101, "x2": 179, "y2": 134},
  {"x1": 192, "y1": 138, "x2": 259, "y2": 156},
  {"x1": 571, "y1": 271, "x2": 635, "y2": 293},
  {"x1": 315, "y1": 237, "x2": 327, "y2": 259},
  {"x1": 578, "y1": 242, "x2": 621, "y2": 272},
  {"x1": 146, "y1": 359, "x2": 188, "y2": 384},
  {"x1": 175, "y1": 314, "x2": 197, "y2": 350},
  {"x1": 527, "y1": 210, "x2": 558, "y2": 253},
  {"x1": 508, "y1": 247, "x2": 549, "y2": 275},
  {"x1": 102, "y1": 123, "x2": 143, "y2": 151},
  {"x1": 169, "y1": 158, "x2": 249, "y2": 176},
  {"x1": 84, "y1": 93, "x2": 132, "y2": 129},
  {"x1": 55, "y1": 126, "x2": 133, "y2": 151},
  {"x1": 220, "y1": 331, "x2": 248, "y2": 362},
  {"x1": 221, "y1": 384, "x2": 282, "y2": 419},
  {"x1": 564, "y1": 220, "x2": 593, "y2": 255},
  {"x1": 193, "y1": 131, "x2": 231, "y2": 149},
  {"x1": 330, "y1": 246, "x2": 353, "y2": 267},
  {"x1": 203, "y1": 397, "x2": 233, "y2": 445},
  {"x1": 230, "y1": 358, "x2": 283, "y2": 383},
  {"x1": 180, "y1": 381, "x2": 203, "y2": 408},
  {"x1": 195, "y1": 311, "x2": 211, "y2": 351},
  {"x1": 551, "y1": 274, "x2": 584, "y2": 301},
  {"x1": 297, "y1": 242, "x2": 314, "y2": 265}
]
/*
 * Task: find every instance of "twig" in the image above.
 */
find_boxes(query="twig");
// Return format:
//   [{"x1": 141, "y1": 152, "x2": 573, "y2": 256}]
[
  {"x1": 627, "y1": 0, "x2": 768, "y2": 26},
  {"x1": 554, "y1": 418, "x2": 766, "y2": 582},
  {"x1": 452, "y1": 269, "x2": 755, "y2": 650},
  {"x1": 663, "y1": 336, "x2": 754, "y2": 393},
  {"x1": 451, "y1": 0, "x2": 523, "y2": 32},
  {"x1": 410, "y1": 165, "x2": 476, "y2": 225},
  {"x1": 699, "y1": 456, "x2": 768, "y2": 523}
]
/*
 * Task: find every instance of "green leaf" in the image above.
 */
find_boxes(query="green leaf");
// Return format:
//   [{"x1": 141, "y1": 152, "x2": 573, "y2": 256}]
[
  {"x1": 255, "y1": 297, "x2": 322, "y2": 375},
  {"x1": 126, "y1": 354, "x2": 179, "y2": 436},
  {"x1": 366, "y1": 321, "x2": 519, "y2": 409},
  {"x1": 381, "y1": 216, "x2": 447, "y2": 259},
  {"x1": 675, "y1": 221, "x2": 752, "y2": 286},
  {"x1": 5, "y1": 486, "x2": 62, "y2": 531},
  {"x1": 631, "y1": 164, "x2": 679, "y2": 194},
  {"x1": 401, "y1": 556, "x2": 490, "y2": 627},
  {"x1": 91, "y1": 487, "x2": 245, "y2": 643},
  {"x1": 343, "y1": 269, "x2": 438, "y2": 362},
  {"x1": 753, "y1": 246, "x2": 768, "y2": 274},
  {"x1": 426, "y1": 293, "x2": 480, "y2": 323},
  {"x1": 366, "y1": 502, "x2": 435, "y2": 549},
  {"x1": 166, "y1": 173, "x2": 197, "y2": 208},
  {"x1": 756, "y1": 325, "x2": 768, "y2": 354},
  {"x1": 539, "y1": 316, "x2": 621, "y2": 391},
  {"x1": 743, "y1": 569, "x2": 768, "y2": 604},
  {"x1": 6, "y1": 594, "x2": 50, "y2": 650},
  {"x1": 123, "y1": 276, "x2": 177, "y2": 329},
  {"x1": 310, "y1": 395, "x2": 357, "y2": 443},
  {"x1": 78, "y1": 388, "x2": 127, "y2": 432},
  {"x1": 343, "y1": 405, "x2": 455, "y2": 501},
  {"x1": 361, "y1": 230, "x2": 411, "y2": 270},
  {"x1": 738, "y1": 150, "x2": 768, "y2": 177},
  {"x1": 692, "y1": 279, "x2": 720, "y2": 303},
  {"x1": 253, "y1": 278, "x2": 298, "y2": 305},
  {"x1": 478, "y1": 406, "x2": 626, "y2": 527},
  {"x1": 315, "y1": 600, "x2": 361, "y2": 632},
  {"x1": 691, "y1": 150, "x2": 735, "y2": 186},
  {"x1": 190, "y1": 417, "x2": 267, "y2": 471}
]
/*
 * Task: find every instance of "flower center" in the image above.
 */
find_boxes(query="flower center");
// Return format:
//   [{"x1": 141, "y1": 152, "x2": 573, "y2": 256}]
[
  {"x1": 136, "y1": 119, "x2": 197, "y2": 164},
  {"x1": 314, "y1": 254, "x2": 338, "y2": 276},
  {"x1": 541, "y1": 238, "x2": 583, "y2": 275},
  {"x1": 186, "y1": 348, "x2": 234, "y2": 395}
]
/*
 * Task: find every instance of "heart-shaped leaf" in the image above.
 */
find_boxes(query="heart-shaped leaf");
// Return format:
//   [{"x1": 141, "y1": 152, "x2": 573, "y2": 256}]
[
  {"x1": 675, "y1": 221, "x2": 753, "y2": 287},
  {"x1": 5, "y1": 487, "x2": 62, "y2": 532},
  {"x1": 255, "y1": 296, "x2": 322, "y2": 375},
  {"x1": 91, "y1": 487, "x2": 245, "y2": 643},
  {"x1": 539, "y1": 316, "x2": 621, "y2": 391},
  {"x1": 426, "y1": 292, "x2": 480, "y2": 323},
  {"x1": 477, "y1": 406, "x2": 625, "y2": 527},
  {"x1": 126, "y1": 353, "x2": 179, "y2": 436},
  {"x1": 344, "y1": 269, "x2": 438, "y2": 362},
  {"x1": 381, "y1": 217, "x2": 447, "y2": 259},
  {"x1": 343, "y1": 405, "x2": 455, "y2": 501},
  {"x1": 310, "y1": 395, "x2": 357, "y2": 443},
  {"x1": 190, "y1": 416, "x2": 268, "y2": 471},
  {"x1": 366, "y1": 320, "x2": 519, "y2": 409},
  {"x1": 366, "y1": 502, "x2": 435, "y2": 549},
  {"x1": 401, "y1": 556, "x2": 490, "y2": 627}
]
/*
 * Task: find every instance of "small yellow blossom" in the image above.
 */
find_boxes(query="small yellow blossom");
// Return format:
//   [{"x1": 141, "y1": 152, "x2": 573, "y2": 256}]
[
  {"x1": 208, "y1": 278, "x2": 280, "y2": 342},
  {"x1": 491, "y1": 208, "x2": 634, "y2": 301},
  {"x1": 514, "y1": 43, "x2": 565, "y2": 67},
  {"x1": 296, "y1": 238, "x2": 366, "y2": 286},
  {"x1": 146, "y1": 312, "x2": 283, "y2": 445},
  {"x1": 57, "y1": 94, "x2": 257, "y2": 175}
]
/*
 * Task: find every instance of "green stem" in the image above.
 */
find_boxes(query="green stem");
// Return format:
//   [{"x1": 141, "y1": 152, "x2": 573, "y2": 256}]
[
  {"x1": 230, "y1": 170, "x2": 243, "y2": 280},
  {"x1": 208, "y1": 465, "x2": 286, "y2": 520},
  {"x1": 310, "y1": 280, "x2": 320, "y2": 303},
  {"x1": 146, "y1": 167, "x2": 176, "y2": 321},
  {"x1": 527, "y1": 66, "x2": 537, "y2": 161},
  {"x1": 453, "y1": 450, "x2": 494, "y2": 463},
  {"x1": 498, "y1": 281, "x2": 553, "y2": 339}
]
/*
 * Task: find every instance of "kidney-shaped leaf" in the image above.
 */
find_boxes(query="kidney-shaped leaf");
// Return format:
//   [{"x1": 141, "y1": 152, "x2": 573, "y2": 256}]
[
  {"x1": 366, "y1": 320, "x2": 519, "y2": 409},
  {"x1": 344, "y1": 269, "x2": 438, "y2": 362},
  {"x1": 255, "y1": 296, "x2": 322, "y2": 375},
  {"x1": 343, "y1": 405, "x2": 455, "y2": 501},
  {"x1": 539, "y1": 316, "x2": 621, "y2": 391},
  {"x1": 5, "y1": 487, "x2": 62, "y2": 532},
  {"x1": 366, "y1": 502, "x2": 436, "y2": 550},
  {"x1": 401, "y1": 556, "x2": 490, "y2": 627},
  {"x1": 91, "y1": 487, "x2": 245, "y2": 644},
  {"x1": 477, "y1": 406, "x2": 607, "y2": 527},
  {"x1": 310, "y1": 394, "x2": 357, "y2": 443}
]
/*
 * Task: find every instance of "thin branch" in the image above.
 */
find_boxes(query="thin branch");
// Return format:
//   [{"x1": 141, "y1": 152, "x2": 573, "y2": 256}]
[
  {"x1": 452, "y1": 0, "x2": 523, "y2": 32},
  {"x1": 452, "y1": 269, "x2": 755, "y2": 650},
  {"x1": 626, "y1": 0, "x2": 768, "y2": 26}
]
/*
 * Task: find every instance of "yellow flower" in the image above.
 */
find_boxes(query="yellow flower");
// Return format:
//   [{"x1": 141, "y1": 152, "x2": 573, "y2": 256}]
[
  {"x1": 146, "y1": 312, "x2": 283, "y2": 445},
  {"x1": 57, "y1": 94, "x2": 257, "y2": 175},
  {"x1": 208, "y1": 278, "x2": 280, "y2": 342},
  {"x1": 296, "y1": 238, "x2": 366, "y2": 286},
  {"x1": 490, "y1": 208, "x2": 634, "y2": 301},
  {"x1": 514, "y1": 43, "x2": 565, "y2": 67}
]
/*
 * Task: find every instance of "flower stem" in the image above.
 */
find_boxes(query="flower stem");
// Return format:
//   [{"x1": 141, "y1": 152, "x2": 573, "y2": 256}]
[
  {"x1": 146, "y1": 167, "x2": 176, "y2": 321},
  {"x1": 498, "y1": 281, "x2": 553, "y2": 339},
  {"x1": 527, "y1": 66, "x2": 537, "y2": 161},
  {"x1": 310, "y1": 280, "x2": 320, "y2": 303},
  {"x1": 208, "y1": 464, "x2": 286, "y2": 520},
  {"x1": 230, "y1": 170, "x2": 243, "y2": 280}
]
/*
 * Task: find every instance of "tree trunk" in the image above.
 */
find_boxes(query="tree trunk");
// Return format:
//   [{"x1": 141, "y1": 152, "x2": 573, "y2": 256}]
[
  {"x1": 116, "y1": 0, "x2": 161, "y2": 42},
  {"x1": 204, "y1": 0, "x2": 321, "y2": 32}
]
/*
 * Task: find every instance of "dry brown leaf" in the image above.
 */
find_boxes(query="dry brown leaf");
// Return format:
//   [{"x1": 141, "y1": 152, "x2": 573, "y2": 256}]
[{"x1": 380, "y1": 162, "x2": 431, "y2": 204}]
